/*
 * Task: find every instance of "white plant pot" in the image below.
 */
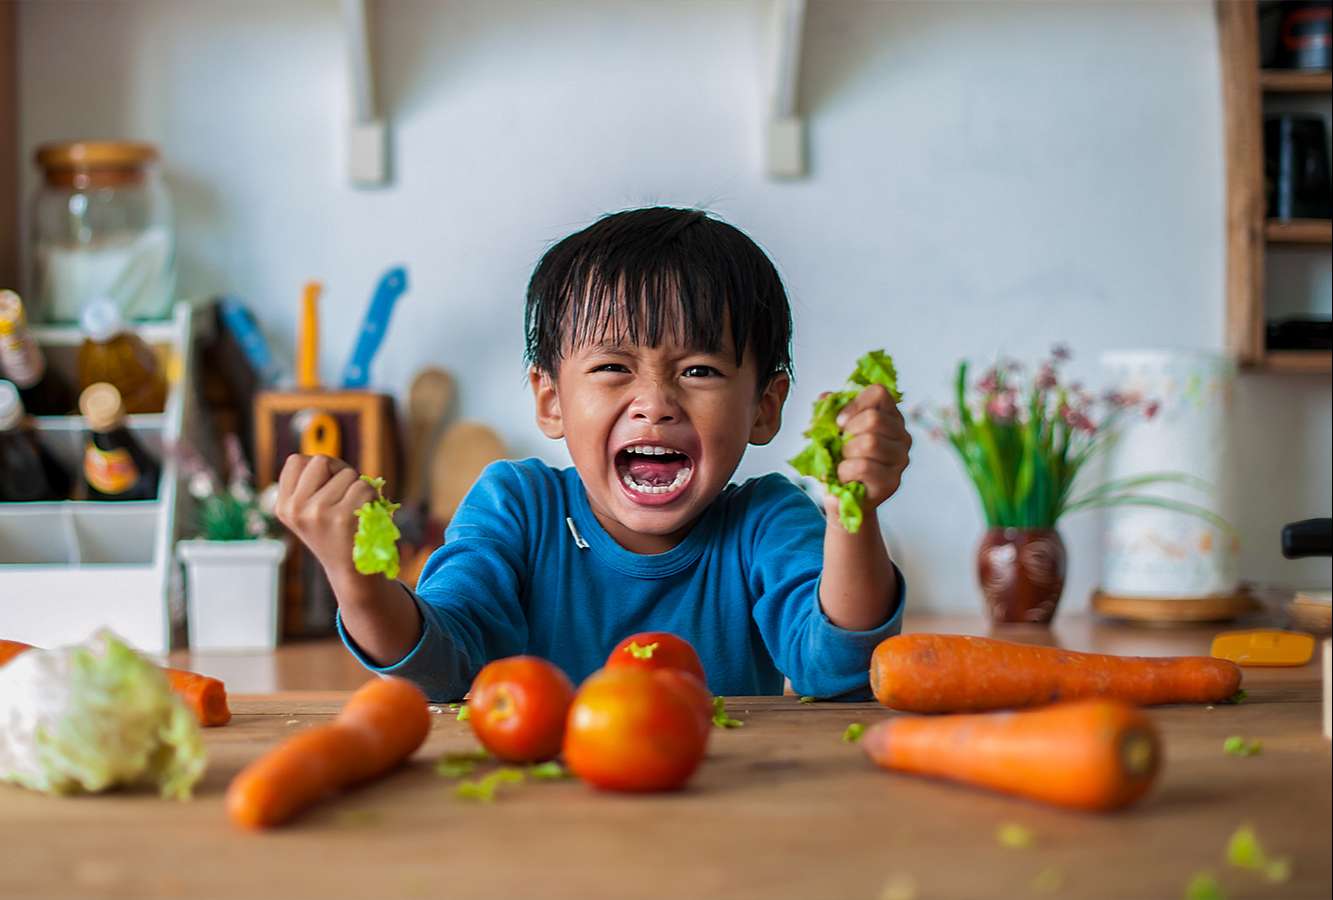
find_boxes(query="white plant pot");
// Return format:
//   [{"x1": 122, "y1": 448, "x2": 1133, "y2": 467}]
[{"x1": 177, "y1": 538, "x2": 287, "y2": 652}]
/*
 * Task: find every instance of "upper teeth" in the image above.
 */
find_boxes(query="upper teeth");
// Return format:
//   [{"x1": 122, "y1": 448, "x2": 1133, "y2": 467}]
[{"x1": 624, "y1": 445, "x2": 682, "y2": 456}]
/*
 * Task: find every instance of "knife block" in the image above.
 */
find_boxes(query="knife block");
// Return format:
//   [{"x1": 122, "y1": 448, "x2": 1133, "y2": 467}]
[{"x1": 253, "y1": 389, "x2": 401, "y2": 639}]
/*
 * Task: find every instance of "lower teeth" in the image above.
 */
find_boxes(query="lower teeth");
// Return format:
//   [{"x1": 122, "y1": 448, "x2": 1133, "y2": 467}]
[{"x1": 622, "y1": 468, "x2": 691, "y2": 495}]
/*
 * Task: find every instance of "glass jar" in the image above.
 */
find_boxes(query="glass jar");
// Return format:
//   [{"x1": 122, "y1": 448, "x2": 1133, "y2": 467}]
[{"x1": 30, "y1": 141, "x2": 176, "y2": 324}]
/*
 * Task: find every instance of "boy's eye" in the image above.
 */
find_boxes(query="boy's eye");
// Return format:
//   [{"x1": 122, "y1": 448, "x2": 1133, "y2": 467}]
[
  {"x1": 591, "y1": 363, "x2": 630, "y2": 374},
  {"x1": 682, "y1": 365, "x2": 720, "y2": 378}
]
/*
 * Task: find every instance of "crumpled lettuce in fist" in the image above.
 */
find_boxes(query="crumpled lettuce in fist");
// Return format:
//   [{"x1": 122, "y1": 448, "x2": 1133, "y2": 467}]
[
  {"x1": 789, "y1": 350, "x2": 902, "y2": 534},
  {"x1": 0, "y1": 632, "x2": 205, "y2": 799},
  {"x1": 353, "y1": 475, "x2": 402, "y2": 580}
]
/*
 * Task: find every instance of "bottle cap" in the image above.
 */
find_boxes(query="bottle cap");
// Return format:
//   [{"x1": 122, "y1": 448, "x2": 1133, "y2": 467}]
[
  {"x1": 80, "y1": 297, "x2": 125, "y2": 343},
  {"x1": 0, "y1": 380, "x2": 23, "y2": 430},
  {"x1": 0, "y1": 290, "x2": 25, "y2": 335},
  {"x1": 79, "y1": 382, "x2": 125, "y2": 432}
]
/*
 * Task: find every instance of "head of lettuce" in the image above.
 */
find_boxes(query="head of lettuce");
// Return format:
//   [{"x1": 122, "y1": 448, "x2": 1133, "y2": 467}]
[{"x1": 0, "y1": 632, "x2": 205, "y2": 800}]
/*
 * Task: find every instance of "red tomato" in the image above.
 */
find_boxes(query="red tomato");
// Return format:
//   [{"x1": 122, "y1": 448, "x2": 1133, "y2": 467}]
[
  {"x1": 467, "y1": 656, "x2": 575, "y2": 763},
  {"x1": 563, "y1": 667, "x2": 711, "y2": 792},
  {"x1": 604, "y1": 631, "x2": 708, "y2": 686}
]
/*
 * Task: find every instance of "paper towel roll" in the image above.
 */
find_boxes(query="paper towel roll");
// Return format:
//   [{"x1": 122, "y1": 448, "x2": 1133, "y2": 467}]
[{"x1": 1099, "y1": 350, "x2": 1239, "y2": 598}]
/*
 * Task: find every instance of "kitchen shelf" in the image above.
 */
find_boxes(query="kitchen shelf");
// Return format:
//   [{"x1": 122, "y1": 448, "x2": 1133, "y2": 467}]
[
  {"x1": 1259, "y1": 70, "x2": 1332, "y2": 93},
  {"x1": 1265, "y1": 218, "x2": 1333, "y2": 244},
  {"x1": 1260, "y1": 350, "x2": 1333, "y2": 374},
  {"x1": 1217, "y1": 2, "x2": 1332, "y2": 375},
  {"x1": 0, "y1": 303, "x2": 196, "y2": 654}
]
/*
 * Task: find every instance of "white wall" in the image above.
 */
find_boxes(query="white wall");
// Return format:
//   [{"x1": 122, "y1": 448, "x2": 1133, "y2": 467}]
[{"x1": 19, "y1": 0, "x2": 1332, "y2": 610}]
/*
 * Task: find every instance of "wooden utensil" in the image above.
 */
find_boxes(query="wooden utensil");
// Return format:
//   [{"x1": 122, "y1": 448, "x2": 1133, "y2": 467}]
[
  {"x1": 428, "y1": 420, "x2": 509, "y2": 525},
  {"x1": 403, "y1": 368, "x2": 455, "y2": 506}
]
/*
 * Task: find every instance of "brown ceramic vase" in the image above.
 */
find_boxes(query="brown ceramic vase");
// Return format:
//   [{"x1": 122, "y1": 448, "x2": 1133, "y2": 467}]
[{"x1": 976, "y1": 528, "x2": 1067, "y2": 624}]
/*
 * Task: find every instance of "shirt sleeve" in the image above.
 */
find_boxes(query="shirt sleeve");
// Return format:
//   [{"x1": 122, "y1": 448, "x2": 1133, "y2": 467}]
[
  {"x1": 744, "y1": 475, "x2": 905, "y2": 701},
  {"x1": 336, "y1": 461, "x2": 531, "y2": 701}
]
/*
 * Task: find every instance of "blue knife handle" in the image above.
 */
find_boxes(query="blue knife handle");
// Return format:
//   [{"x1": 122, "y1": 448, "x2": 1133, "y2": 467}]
[
  {"x1": 341, "y1": 266, "x2": 408, "y2": 388},
  {"x1": 219, "y1": 297, "x2": 285, "y2": 386}
]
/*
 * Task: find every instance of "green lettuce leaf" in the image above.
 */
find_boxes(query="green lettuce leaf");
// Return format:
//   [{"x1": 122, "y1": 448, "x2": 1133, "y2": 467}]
[
  {"x1": 0, "y1": 632, "x2": 205, "y2": 800},
  {"x1": 789, "y1": 350, "x2": 901, "y2": 533},
  {"x1": 353, "y1": 476, "x2": 402, "y2": 580}
]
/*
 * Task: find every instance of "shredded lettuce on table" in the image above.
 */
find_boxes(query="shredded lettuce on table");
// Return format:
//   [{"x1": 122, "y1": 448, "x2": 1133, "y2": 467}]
[
  {"x1": 1184, "y1": 871, "x2": 1225, "y2": 900},
  {"x1": 788, "y1": 350, "x2": 901, "y2": 533},
  {"x1": 1226, "y1": 825, "x2": 1291, "y2": 883},
  {"x1": 712, "y1": 696, "x2": 743, "y2": 729},
  {"x1": 1222, "y1": 736, "x2": 1262, "y2": 757},
  {"x1": 353, "y1": 475, "x2": 402, "y2": 579},
  {"x1": 996, "y1": 823, "x2": 1035, "y2": 849},
  {"x1": 455, "y1": 767, "x2": 526, "y2": 802},
  {"x1": 841, "y1": 722, "x2": 866, "y2": 744}
]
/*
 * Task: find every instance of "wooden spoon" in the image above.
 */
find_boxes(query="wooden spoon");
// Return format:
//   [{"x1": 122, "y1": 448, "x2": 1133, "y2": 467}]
[{"x1": 403, "y1": 368, "x2": 455, "y2": 506}]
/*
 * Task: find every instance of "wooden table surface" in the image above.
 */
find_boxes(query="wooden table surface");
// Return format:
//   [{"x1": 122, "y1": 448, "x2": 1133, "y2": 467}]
[{"x1": 5, "y1": 618, "x2": 1331, "y2": 900}]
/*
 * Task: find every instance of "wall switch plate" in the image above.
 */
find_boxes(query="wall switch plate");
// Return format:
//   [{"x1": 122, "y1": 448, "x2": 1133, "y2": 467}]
[{"x1": 348, "y1": 119, "x2": 388, "y2": 186}]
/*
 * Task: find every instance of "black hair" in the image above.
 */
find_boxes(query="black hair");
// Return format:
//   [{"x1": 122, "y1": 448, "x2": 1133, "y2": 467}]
[{"x1": 524, "y1": 207, "x2": 793, "y2": 388}]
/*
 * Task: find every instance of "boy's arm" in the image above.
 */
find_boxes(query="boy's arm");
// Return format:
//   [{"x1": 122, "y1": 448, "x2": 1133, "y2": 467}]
[
  {"x1": 275, "y1": 455, "x2": 530, "y2": 700},
  {"x1": 817, "y1": 382, "x2": 911, "y2": 630},
  {"x1": 818, "y1": 520, "x2": 898, "y2": 632},
  {"x1": 274, "y1": 454, "x2": 423, "y2": 664},
  {"x1": 745, "y1": 476, "x2": 905, "y2": 700}
]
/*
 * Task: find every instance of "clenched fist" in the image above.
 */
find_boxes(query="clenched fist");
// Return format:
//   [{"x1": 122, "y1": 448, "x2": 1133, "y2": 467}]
[{"x1": 273, "y1": 454, "x2": 378, "y2": 583}]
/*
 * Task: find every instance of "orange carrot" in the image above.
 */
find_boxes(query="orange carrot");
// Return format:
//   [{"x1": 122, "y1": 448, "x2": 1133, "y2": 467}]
[
  {"x1": 0, "y1": 638, "x2": 232, "y2": 727},
  {"x1": 0, "y1": 639, "x2": 30, "y2": 667},
  {"x1": 226, "y1": 677, "x2": 430, "y2": 829},
  {"x1": 870, "y1": 633, "x2": 1242, "y2": 713},
  {"x1": 161, "y1": 667, "x2": 232, "y2": 727},
  {"x1": 861, "y1": 700, "x2": 1162, "y2": 811}
]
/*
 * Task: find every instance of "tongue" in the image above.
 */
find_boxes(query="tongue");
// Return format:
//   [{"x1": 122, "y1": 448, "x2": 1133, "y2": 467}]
[{"x1": 626, "y1": 458, "x2": 687, "y2": 487}]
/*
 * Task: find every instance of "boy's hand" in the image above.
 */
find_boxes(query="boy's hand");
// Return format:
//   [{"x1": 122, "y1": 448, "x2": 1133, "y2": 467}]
[
  {"x1": 273, "y1": 454, "x2": 378, "y2": 581},
  {"x1": 825, "y1": 384, "x2": 911, "y2": 521}
]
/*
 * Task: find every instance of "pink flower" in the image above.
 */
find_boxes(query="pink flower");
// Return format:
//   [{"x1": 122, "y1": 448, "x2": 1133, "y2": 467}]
[
  {"x1": 1144, "y1": 400, "x2": 1161, "y2": 420},
  {"x1": 1035, "y1": 364, "x2": 1058, "y2": 390},
  {"x1": 928, "y1": 427, "x2": 946, "y2": 442},
  {"x1": 976, "y1": 369, "x2": 999, "y2": 394},
  {"x1": 987, "y1": 392, "x2": 1019, "y2": 421},
  {"x1": 1061, "y1": 405, "x2": 1096, "y2": 434},
  {"x1": 1051, "y1": 343, "x2": 1072, "y2": 362}
]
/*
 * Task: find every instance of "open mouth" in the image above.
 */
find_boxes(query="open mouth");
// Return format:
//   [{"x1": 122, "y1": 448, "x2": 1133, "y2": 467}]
[{"x1": 613, "y1": 443, "x2": 695, "y2": 503}]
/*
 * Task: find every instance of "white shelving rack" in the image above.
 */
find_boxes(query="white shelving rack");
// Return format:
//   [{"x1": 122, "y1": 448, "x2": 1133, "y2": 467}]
[{"x1": 0, "y1": 302, "x2": 194, "y2": 654}]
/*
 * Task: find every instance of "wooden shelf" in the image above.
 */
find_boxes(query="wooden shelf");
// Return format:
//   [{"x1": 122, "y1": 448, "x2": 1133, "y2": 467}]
[
  {"x1": 1260, "y1": 70, "x2": 1333, "y2": 93},
  {"x1": 1266, "y1": 218, "x2": 1333, "y2": 244},
  {"x1": 1259, "y1": 350, "x2": 1333, "y2": 374}
]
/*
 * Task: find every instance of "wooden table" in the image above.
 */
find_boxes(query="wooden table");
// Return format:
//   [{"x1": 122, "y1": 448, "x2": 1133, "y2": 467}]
[{"x1": 5, "y1": 619, "x2": 1331, "y2": 899}]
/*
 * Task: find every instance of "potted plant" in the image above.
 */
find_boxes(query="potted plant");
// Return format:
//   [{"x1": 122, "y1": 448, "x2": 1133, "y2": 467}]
[
  {"x1": 175, "y1": 435, "x2": 286, "y2": 651},
  {"x1": 914, "y1": 346, "x2": 1226, "y2": 624}
]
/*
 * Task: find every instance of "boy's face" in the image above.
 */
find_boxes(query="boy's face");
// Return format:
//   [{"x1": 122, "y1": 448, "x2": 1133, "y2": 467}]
[{"x1": 531, "y1": 320, "x2": 789, "y2": 555}]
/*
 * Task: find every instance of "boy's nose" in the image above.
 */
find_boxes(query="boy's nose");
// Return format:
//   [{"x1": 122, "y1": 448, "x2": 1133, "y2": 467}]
[{"x1": 629, "y1": 384, "x2": 679, "y2": 423}]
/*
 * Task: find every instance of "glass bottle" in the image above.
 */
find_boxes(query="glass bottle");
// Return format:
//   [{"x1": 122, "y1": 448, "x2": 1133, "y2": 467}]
[
  {"x1": 77, "y1": 296, "x2": 168, "y2": 415},
  {"x1": 79, "y1": 382, "x2": 159, "y2": 502},
  {"x1": 0, "y1": 380, "x2": 72, "y2": 502},
  {"x1": 30, "y1": 141, "x2": 175, "y2": 323},
  {"x1": 0, "y1": 290, "x2": 76, "y2": 415}
]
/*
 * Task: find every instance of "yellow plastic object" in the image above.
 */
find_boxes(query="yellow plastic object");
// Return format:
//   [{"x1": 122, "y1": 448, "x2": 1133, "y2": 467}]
[
  {"x1": 1211, "y1": 630, "x2": 1316, "y2": 667},
  {"x1": 297, "y1": 281, "x2": 322, "y2": 390}
]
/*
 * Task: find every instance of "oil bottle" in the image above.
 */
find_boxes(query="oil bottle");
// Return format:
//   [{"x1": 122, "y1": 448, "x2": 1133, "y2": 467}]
[
  {"x1": 0, "y1": 289, "x2": 76, "y2": 415},
  {"x1": 77, "y1": 297, "x2": 167, "y2": 414},
  {"x1": 79, "y1": 382, "x2": 159, "y2": 501},
  {"x1": 0, "y1": 380, "x2": 72, "y2": 502}
]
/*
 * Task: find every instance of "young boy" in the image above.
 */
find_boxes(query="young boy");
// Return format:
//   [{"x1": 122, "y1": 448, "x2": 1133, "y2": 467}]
[{"x1": 275, "y1": 207, "x2": 911, "y2": 701}]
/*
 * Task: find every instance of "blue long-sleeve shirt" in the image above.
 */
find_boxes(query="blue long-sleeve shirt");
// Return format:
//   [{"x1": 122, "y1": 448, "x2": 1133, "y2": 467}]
[{"x1": 338, "y1": 458, "x2": 904, "y2": 701}]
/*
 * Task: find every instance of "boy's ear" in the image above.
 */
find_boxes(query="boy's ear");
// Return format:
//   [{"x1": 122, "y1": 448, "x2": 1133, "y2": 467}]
[
  {"x1": 748, "y1": 372, "x2": 790, "y2": 446},
  {"x1": 529, "y1": 366, "x2": 565, "y2": 439}
]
